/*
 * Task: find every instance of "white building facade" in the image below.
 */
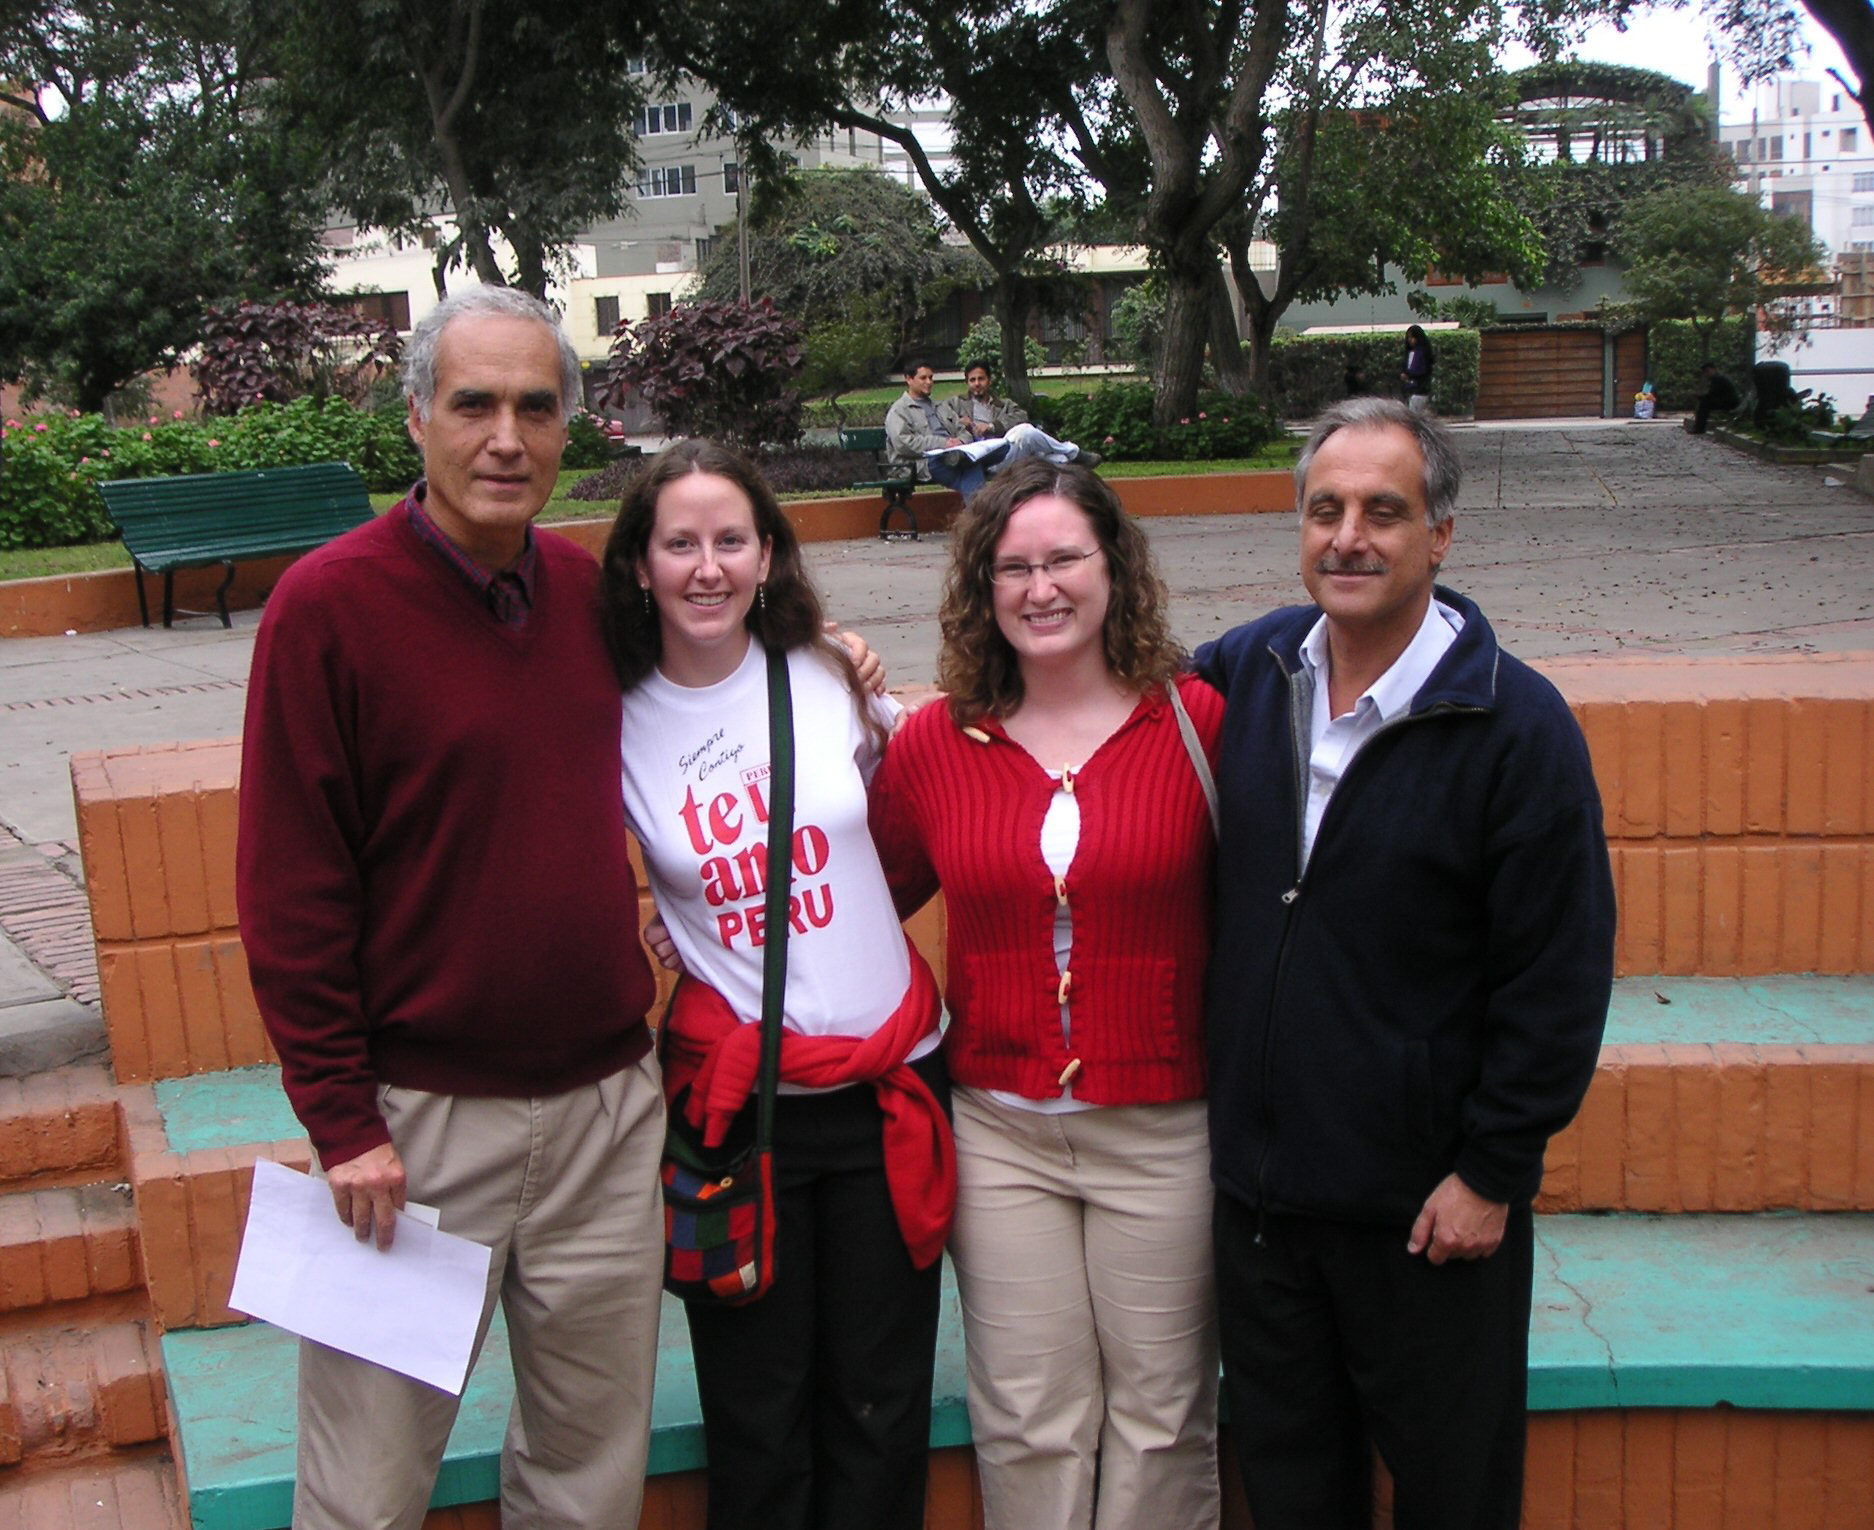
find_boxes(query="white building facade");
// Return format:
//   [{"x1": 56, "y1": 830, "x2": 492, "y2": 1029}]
[{"x1": 1722, "y1": 77, "x2": 1872, "y2": 257}]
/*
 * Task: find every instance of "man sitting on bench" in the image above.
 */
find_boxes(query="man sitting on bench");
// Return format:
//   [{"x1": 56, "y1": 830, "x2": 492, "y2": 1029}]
[
  {"x1": 947, "y1": 363, "x2": 1101, "y2": 473},
  {"x1": 885, "y1": 359, "x2": 1009, "y2": 500}
]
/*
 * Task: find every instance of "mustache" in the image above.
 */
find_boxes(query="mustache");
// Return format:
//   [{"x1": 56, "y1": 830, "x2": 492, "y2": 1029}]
[{"x1": 1315, "y1": 556, "x2": 1389, "y2": 575}]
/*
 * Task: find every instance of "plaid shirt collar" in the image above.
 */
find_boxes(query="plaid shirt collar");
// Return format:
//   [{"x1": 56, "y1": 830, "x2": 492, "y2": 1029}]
[{"x1": 405, "y1": 481, "x2": 538, "y2": 628}]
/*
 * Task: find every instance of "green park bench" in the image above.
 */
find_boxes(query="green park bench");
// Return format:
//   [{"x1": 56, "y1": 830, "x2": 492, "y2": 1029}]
[
  {"x1": 839, "y1": 425, "x2": 930, "y2": 541},
  {"x1": 98, "y1": 462, "x2": 374, "y2": 629}
]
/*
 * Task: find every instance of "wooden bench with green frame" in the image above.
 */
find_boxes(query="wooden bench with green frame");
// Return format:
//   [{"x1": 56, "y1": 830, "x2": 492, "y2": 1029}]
[
  {"x1": 838, "y1": 425, "x2": 938, "y2": 541},
  {"x1": 97, "y1": 461, "x2": 374, "y2": 629}
]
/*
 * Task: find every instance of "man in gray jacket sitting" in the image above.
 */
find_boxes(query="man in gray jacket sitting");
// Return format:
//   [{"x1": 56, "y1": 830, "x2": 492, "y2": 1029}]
[
  {"x1": 945, "y1": 363, "x2": 1099, "y2": 473},
  {"x1": 885, "y1": 358, "x2": 1009, "y2": 499}
]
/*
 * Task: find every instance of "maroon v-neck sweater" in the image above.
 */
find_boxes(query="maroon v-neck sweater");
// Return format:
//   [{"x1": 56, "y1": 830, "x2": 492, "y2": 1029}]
[{"x1": 237, "y1": 501, "x2": 653, "y2": 1167}]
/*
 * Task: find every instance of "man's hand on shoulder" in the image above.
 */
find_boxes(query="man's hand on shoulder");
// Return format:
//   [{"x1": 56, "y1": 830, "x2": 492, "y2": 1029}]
[
  {"x1": 326, "y1": 1141, "x2": 407, "y2": 1251},
  {"x1": 830, "y1": 621, "x2": 888, "y2": 695},
  {"x1": 1407, "y1": 1172, "x2": 1507, "y2": 1265}
]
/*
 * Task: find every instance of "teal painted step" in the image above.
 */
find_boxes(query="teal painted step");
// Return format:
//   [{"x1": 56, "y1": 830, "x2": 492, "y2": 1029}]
[
  {"x1": 165, "y1": 1214, "x2": 1874, "y2": 1530},
  {"x1": 164, "y1": 1270, "x2": 972, "y2": 1530},
  {"x1": 1601, "y1": 975, "x2": 1874, "y2": 1048},
  {"x1": 148, "y1": 975, "x2": 1874, "y2": 1161}
]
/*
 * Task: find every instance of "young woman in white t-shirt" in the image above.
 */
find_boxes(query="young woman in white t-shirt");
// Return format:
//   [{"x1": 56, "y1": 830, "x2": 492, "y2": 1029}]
[{"x1": 597, "y1": 438, "x2": 955, "y2": 1530}]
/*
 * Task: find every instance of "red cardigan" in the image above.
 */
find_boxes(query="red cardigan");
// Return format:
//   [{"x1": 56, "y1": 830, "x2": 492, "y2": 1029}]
[
  {"x1": 868, "y1": 674, "x2": 1222, "y2": 1106},
  {"x1": 237, "y1": 502, "x2": 655, "y2": 1167}
]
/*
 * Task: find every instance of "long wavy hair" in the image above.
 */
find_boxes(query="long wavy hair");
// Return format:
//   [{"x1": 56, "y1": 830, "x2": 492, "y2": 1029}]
[
  {"x1": 599, "y1": 440, "x2": 880, "y2": 745},
  {"x1": 937, "y1": 458, "x2": 1186, "y2": 724}
]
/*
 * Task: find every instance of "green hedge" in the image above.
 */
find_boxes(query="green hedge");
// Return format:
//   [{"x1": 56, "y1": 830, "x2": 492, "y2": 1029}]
[
  {"x1": 1266, "y1": 329, "x2": 1480, "y2": 418},
  {"x1": 0, "y1": 397, "x2": 617, "y2": 552},
  {"x1": 1, "y1": 399, "x2": 421, "y2": 550},
  {"x1": 1646, "y1": 319, "x2": 1752, "y2": 412},
  {"x1": 1029, "y1": 382, "x2": 1282, "y2": 462}
]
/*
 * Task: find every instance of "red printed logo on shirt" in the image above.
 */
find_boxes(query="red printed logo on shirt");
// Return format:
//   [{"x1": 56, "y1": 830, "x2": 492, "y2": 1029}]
[{"x1": 677, "y1": 765, "x2": 834, "y2": 949}]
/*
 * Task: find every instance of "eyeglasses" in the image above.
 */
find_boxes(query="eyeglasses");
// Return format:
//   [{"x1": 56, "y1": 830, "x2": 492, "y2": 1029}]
[{"x1": 989, "y1": 549, "x2": 1103, "y2": 586}]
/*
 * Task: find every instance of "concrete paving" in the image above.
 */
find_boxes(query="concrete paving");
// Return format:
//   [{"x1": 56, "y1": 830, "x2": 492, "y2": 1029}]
[{"x1": 2, "y1": 419, "x2": 1870, "y2": 1073}]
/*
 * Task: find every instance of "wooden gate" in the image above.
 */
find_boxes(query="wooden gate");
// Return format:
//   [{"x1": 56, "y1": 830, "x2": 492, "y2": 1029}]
[{"x1": 1476, "y1": 328, "x2": 1605, "y2": 419}]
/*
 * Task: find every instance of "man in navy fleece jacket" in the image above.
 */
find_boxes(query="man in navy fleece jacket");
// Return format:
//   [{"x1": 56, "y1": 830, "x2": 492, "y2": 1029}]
[{"x1": 1195, "y1": 398, "x2": 1615, "y2": 1530}]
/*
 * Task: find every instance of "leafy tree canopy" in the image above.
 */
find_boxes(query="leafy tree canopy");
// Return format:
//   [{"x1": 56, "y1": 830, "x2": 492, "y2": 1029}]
[
  {"x1": 694, "y1": 168, "x2": 987, "y2": 357},
  {"x1": 1617, "y1": 180, "x2": 1827, "y2": 352},
  {"x1": 269, "y1": 0, "x2": 654, "y2": 298},
  {"x1": 0, "y1": 1, "x2": 326, "y2": 412}
]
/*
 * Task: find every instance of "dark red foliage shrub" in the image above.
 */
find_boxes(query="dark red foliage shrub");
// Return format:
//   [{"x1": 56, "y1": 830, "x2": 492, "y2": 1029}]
[
  {"x1": 598, "y1": 298, "x2": 805, "y2": 449},
  {"x1": 193, "y1": 300, "x2": 403, "y2": 416}
]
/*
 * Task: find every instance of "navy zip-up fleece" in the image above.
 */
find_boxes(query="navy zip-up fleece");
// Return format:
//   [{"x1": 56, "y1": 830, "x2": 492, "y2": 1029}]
[{"x1": 1195, "y1": 587, "x2": 1615, "y2": 1226}]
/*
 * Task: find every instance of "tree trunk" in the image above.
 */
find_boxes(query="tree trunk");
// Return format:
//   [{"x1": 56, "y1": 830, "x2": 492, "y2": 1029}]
[
  {"x1": 1206, "y1": 263, "x2": 1250, "y2": 396},
  {"x1": 512, "y1": 230, "x2": 549, "y2": 300},
  {"x1": 1233, "y1": 241, "x2": 1282, "y2": 397},
  {"x1": 1153, "y1": 261, "x2": 1213, "y2": 425},
  {"x1": 996, "y1": 276, "x2": 1036, "y2": 403},
  {"x1": 1244, "y1": 303, "x2": 1282, "y2": 398}
]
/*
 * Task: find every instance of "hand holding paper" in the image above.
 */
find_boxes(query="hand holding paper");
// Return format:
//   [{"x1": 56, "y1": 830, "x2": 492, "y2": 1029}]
[{"x1": 230, "y1": 1159, "x2": 493, "y2": 1395}]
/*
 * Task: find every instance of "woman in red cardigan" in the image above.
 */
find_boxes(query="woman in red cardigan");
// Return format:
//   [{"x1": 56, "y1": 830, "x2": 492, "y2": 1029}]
[{"x1": 869, "y1": 459, "x2": 1224, "y2": 1530}]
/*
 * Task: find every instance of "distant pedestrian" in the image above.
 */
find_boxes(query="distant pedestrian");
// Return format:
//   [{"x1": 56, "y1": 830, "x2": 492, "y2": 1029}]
[{"x1": 1400, "y1": 326, "x2": 1434, "y2": 414}]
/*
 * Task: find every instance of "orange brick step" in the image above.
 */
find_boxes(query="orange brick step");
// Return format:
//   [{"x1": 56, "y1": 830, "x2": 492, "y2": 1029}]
[
  {"x1": 0, "y1": 1447, "x2": 185, "y2": 1530},
  {"x1": 0, "y1": 1068, "x2": 120, "y2": 1191},
  {"x1": 0, "y1": 1185, "x2": 139, "y2": 1315},
  {"x1": 1540, "y1": 1041, "x2": 1874, "y2": 1213},
  {"x1": 0, "y1": 1313, "x2": 166, "y2": 1467}
]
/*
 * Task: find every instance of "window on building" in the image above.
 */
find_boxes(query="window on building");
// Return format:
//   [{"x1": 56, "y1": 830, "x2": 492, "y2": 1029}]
[
  {"x1": 343, "y1": 290, "x2": 412, "y2": 331},
  {"x1": 1852, "y1": 207, "x2": 1874, "y2": 227},
  {"x1": 595, "y1": 295, "x2": 620, "y2": 336},
  {"x1": 638, "y1": 164, "x2": 697, "y2": 197},
  {"x1": 1772, "y1": 137, "x2": 1785, "y2": 160},
  {"x1": 626, "y1": 56, "x2": 648, "y2": 74},
  {"x1": 1844, "y1": 127, "x2": 1860, "y2": 152},
  {"x1": 723, "y1": 160, "x2": 740, "y2": 194},
  {"x1": 695, "y1": 236, "x2": 719, "y2": 266},
  {"x1": 1854, "y1": 172, "x2": 1874, "y2": 192},
  {"x1": 648, "y1": 292, "x2": 674, "y2": 318},
  {"x1": 1804, "y1": 132, "x2": 1813, "y2": 159},
  {"x1": 1773, "y1": 189, "x2": 1813, "y2": 223},
  {"x1": 635, "y1": 102, "x2": 693, "y2": 136},
  {"x1": 1736, "y1": 140, "x2": 1751, "y2": 162}
]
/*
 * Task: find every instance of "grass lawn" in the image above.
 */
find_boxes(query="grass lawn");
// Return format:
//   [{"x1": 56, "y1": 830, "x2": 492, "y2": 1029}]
[{"x1": 0, "y1": 447, "x2": 1296, "y2": 585}]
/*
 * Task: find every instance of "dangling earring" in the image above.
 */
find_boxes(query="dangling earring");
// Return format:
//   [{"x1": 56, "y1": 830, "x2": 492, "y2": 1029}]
[
  {"x1": 640, "y1": 586, "x2": 650, "y2": 615},
  {"x1": 758, "y1": 583, "x2": 767, "y2": 611}
]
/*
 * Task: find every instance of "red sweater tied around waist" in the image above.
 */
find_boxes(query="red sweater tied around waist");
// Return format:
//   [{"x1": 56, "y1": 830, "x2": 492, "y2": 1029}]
[{"x1": 660, "y1": 936, "x2": 956, "y2": 1270}]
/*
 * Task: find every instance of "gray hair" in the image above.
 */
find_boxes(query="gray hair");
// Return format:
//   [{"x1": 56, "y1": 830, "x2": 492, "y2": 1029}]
[
  {"x1": 403, "y1": 287, "x2": 583, "y2": 424},
  {"x1": 1293, "y1": 397, "x2": 1461, "y2": 528}
]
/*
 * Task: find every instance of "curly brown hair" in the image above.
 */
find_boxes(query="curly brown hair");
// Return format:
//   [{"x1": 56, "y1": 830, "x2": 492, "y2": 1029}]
[
  {"x1": 598, "y1": 440, "x2": 880, "y2": 745},
  {"x1": 937, "y1": 459, "x2": 1186, "y2": 723}
]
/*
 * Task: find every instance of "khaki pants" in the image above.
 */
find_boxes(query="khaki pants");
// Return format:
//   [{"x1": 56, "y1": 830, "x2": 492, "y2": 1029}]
[
  {"x1": 294, "y1": 1056, "x2": 665, "y2": 1530},
  {"x1": 949, "y1": 1088, "x2": 1220, "y2": 1530}
]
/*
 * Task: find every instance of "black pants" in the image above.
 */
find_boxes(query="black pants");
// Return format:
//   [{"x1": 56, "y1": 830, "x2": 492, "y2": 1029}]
[
  {"x1": 1214, "y1": 1192, "x2": 1533, "y2": 1530},
  {"x1": 685, "y1": 1050, "x2": 949, "y2": 1530}
]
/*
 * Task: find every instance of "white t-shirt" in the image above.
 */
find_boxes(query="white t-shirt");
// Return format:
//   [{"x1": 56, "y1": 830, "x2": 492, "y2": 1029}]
[{"x1": 619, "y1": 639, "x2": 931, "y2": 1066}]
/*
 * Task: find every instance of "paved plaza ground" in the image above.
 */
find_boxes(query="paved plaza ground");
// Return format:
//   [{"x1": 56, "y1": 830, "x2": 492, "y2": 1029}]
[{"x1": 2, "y1": 419, "x2": 1871, "y2": 1069}]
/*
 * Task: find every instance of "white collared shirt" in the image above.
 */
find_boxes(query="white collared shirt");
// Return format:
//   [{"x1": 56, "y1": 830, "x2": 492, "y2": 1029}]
[{"x1": 1299, "y1": 597, "x2": 1464, "y2": 866}]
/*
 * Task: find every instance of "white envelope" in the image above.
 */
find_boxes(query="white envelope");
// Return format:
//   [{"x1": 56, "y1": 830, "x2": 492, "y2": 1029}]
[{"x1": 229, "y1": 1159, "x2": 493, "y2": 1395}]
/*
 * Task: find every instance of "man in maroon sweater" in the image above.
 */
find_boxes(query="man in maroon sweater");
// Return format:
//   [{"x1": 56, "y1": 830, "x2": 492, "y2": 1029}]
[{"x1": 236, "y1": 287, "x2": 665, "y2": 1529}]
